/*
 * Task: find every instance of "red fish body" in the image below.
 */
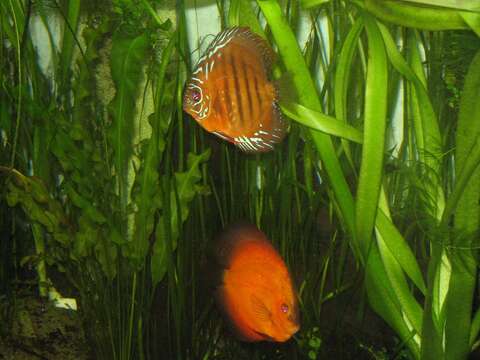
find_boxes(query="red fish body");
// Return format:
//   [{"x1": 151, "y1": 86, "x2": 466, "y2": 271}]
[
  {"x1": 212, "y1": 222, "x2": 300, "y2": 342},
  {"x1": 183, "y1": 27, "x2": 287, "y2": 153}
]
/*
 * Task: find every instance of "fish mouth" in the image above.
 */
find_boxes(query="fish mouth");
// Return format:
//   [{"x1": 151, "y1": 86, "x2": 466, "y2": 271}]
[
  {"x1": 288, "y1": 309, "x2": 301, "y2": 327},
  {"x1": 290, "y1": 322, "x2": 300, "y2": 336},
  {"x1": 266, "y1": 322, "x2": 300, "y2": 343},
  {"x1": 283, "y1": 319, "x2": 300, "y2": 341}
]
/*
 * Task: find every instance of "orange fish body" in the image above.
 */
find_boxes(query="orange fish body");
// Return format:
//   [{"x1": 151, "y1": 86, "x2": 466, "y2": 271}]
[
  {"x1": 183, "y1": 27, "x2": 287, "y2": 153},
  {"x1": 212, "y1": 223, "x2": 299, "y2": 342}
]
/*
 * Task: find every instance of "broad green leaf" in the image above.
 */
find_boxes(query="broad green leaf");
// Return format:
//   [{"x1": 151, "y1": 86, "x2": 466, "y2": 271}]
[
  {"x1": 94, "y1": 238, "x2": 118, "y2": 280},
  {"x1": 152, "y1": 149, "x2": 211, "y2": 285},
  {"x1": 64, "y1": 183, "x2": 107, "y2": 224},
  {"x1": 229, "y1": 0, "x2": 264, "y2": 36},
  {"x1": 443, "y1": 49, "x2": 480, "y2": 359},
  {"x1": 130, "y1": 35, "x2": 176, "y2": 264},
  {"x1": 460, "y1": 12, "x2": 480, "y2": 36},
  {"x1": 71, "y1": 215, "x2": 99, "y2": 259},
  {"x1": 301, "y1": 0, "x2": 330, "y2": 9},
  {"x1": 109, "y1": 32, "x2": 149, "y2": 224},
  {"x1": 453, "y1": 48, "x2": 480, "y2": 231},
  {"x1": 442, "y1": 50, "x2": 480, "y2": 225},
  {"x1": 355, "y1": 14, "x2": 388, "y2": 259},
  {"x1": 364, "y1": 0, "x2": 474, "y2": 30},
  {"x1": 400, "y1": 0, "x2": 480, "y2": 12},
  {"x1": 4, "y1": 169, "x2": 70, "y2": 245},
  {"x1": 280, "y1": 102, "x2": 363, "y2": 143}
]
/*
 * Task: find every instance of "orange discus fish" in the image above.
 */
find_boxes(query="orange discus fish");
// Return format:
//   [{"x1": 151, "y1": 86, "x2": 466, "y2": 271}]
[
  {"x1": 183, "y1": 27, "x2": 287, "y2": 153},
  {"x1": 211, "y1": 222, "x2": 300, "y2": 342}
]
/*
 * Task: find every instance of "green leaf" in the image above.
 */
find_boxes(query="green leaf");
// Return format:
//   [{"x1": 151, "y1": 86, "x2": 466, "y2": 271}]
[
  {"x1": 109, "y1": 32, "x2": 149, "y2": 223},
  {"x1": 301, "y1": 0, "x2": 330, "y2": 10},
  {"x1": 58, "y1": 0, "x2": 81, "y2": 85},
  {"x1": 355, "y1": 14, "x2": 388, "y2": 259},
  {"x1": 376, "y1": 227, "x2": 423, "y2": 335},
  {"x1": 364, "y1": 0, "x2": 474, "y2": 30},
  {"x1": 453, "y1": 48, "x2": 480, "y2": 228},
  {"x1": 442, "y1": 49, "x2": 480, "y2": 226},
  {"x1": 280, "y1": 102, "x2": 363, "y2": 144},
  {"x1": 399, "y1": 0, "x2": 480, "y2": 12},
  {"x1": 334, "y1": 17, "x2": 365, "y2": 170},
  {"x1": 376, "y1": 210, "x2": 426, "y2": 294},
  {"x1": 151, "y1": 149, "x2": 211, "y2": 285},
  {"x1": 130, "y1": 35, "x2": 176, "y2": 264},
  {"x1": 95, "y1": 238, "x2": 118, "y2": 279},
  {"x1": 4, "y1": 170, "x2": 70, "y2": 245},
  {"x1": 443, "y1": 49, "x2": 480, "y2": 360},
  {"x1": 229, "y1": 0, "x2": 264, "y2": 36},
  {"x1": 257, "y1": 0, "x2": 356, "y2": 238},
  {"x1": 72, "y1": 215, "x2": 99, "y2": 259},
  {"x1": 64, "y1": 183, "x2": 107, "y2": 224},
  {"x1": 460, "y1": 12, "x2": 480, "y2": 36},
  {"x1": 365, "y1": 246, "x2": 421, "y2": 357},
  {"x1": 385, "y1": 27, "x2": 445, "y2": 220}
]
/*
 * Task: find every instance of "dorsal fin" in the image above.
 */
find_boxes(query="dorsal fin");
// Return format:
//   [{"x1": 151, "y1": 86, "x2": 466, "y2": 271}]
[
  {"x1": 212, "y1": 221, "x2": 269, "y2": 268},
  {"x1": 231, "y1": 27, "x2": 276, "y2": 71},
  {"x1": 198, "y1": 27, "x2": 275, "y2": 71}
]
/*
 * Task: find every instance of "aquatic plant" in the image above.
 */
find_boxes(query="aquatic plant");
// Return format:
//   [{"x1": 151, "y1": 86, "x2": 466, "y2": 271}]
[{"x1": 0, "y1": 0, "x2": 479, "y2": 359}]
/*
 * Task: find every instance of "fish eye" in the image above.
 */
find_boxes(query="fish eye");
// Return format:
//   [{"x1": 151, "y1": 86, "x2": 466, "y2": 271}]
[
  {"x1": 191, "y1": 90, "x2": 201, "y2": 103},
  {"x1": 280, "y1": 303, "x2": 289, "y2": 314}
]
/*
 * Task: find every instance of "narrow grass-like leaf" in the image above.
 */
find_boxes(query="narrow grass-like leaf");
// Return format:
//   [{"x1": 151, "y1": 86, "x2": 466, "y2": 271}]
[
  {"x1": 365, "y1": 247, "x2": 421, "y2": 358},
  {"x1": 355, "y1": 14, "x2": 388, "y2": 258},
  {"x1": 380, "y1": 24, "x2": 445, "y2": 217},
  {"x1": 407, "y1": 30, "x2": 445, "y2": 220},
  {"x1": 420, "y1": 243, "x2": 447, "y2": 359},
  {"x1": 375, "y1": 227, "x2": 423, "y2": 334},
  {"x1": 280, "y1": 102, "x2": 363, "y2": 143},
  {"x1": 471, "y1": 308, "x2": 480, "y2": 347},
  {"x1": 376, "y1": 210, "x2": 426, "y2": 294},
  {"x1": 364, "y1": 0, "x2": 473, "y2": 30},
  {"x1": 334, "y1": 17, "x2": 364, "y2": 169},
  {"x1": 58, "y1": 0, "x2": 81, "y2": 86},
  {"x1": 257, "y1": 0, "x2": 356, "y2": 238}
]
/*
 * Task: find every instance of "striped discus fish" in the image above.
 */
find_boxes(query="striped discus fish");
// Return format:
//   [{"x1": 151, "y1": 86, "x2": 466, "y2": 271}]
[{"x1": 183, "y1": 27, "x2": 287, "y2": 153}]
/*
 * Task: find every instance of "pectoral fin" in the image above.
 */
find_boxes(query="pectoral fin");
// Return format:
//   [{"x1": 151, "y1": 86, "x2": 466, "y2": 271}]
[{"x1": 250, "y1": 294, "x2": 271, "y2": 322}]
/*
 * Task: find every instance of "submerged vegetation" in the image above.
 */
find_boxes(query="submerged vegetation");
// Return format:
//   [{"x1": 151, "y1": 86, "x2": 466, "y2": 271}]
[{"x1": 1, "y1": 0, "x2": 480, "y2": 359}]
